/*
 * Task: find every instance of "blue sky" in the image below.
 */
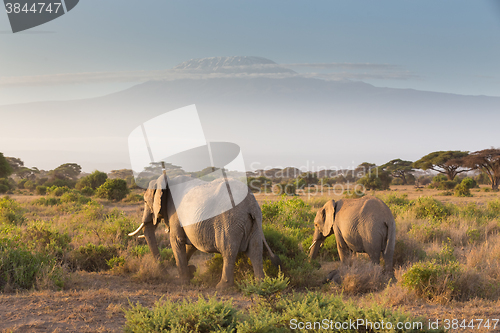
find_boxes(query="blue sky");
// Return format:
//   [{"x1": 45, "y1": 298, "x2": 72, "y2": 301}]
[
  {"x1": 1, "y1": 0, "x2": 500, "y2": 105},
  {"x1": 1, "y1": 1, "x2": 500, "y2": 172}
]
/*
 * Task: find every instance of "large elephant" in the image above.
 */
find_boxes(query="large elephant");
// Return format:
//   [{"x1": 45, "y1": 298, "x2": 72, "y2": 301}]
[
  {"x1": 129, "y1": 174, "x2": 281, "y2": 289},
  {"x1": 308, "y1": 197, "x2": 396, "y2": 273}
]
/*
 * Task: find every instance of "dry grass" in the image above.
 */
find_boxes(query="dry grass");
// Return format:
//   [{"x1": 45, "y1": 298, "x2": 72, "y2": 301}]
[{"x1": 328, "y1": 258, "x2": 392, "y2": 295}]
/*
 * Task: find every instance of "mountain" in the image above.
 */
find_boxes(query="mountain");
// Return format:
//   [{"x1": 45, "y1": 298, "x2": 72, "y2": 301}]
[
  {"x1": 1, "y1": 56, "x2": 500, "y2": 171},
  {"x1": 172, "y1": 56, "x2": 296, "y2": 74}
]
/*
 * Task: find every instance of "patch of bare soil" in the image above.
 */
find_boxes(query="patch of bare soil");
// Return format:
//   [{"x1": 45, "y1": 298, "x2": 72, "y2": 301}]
[{"x1": 0, "y1": 270, "x2": 249, "y2": 333}]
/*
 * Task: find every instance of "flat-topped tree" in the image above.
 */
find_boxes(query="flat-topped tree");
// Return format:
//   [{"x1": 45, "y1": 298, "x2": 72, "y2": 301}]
[
  {"x1": 413, "y1": 151, "x2": 470, "y2": 181},
  {"x1": 381, "y1": 159, "x2": 414, "y2": 185},
  {"x1": 0, "y1": 153, "x2": 13, "y2": 178},
  {"x1": 463, "y1": 148, "x2": 500, "y2": 190}
]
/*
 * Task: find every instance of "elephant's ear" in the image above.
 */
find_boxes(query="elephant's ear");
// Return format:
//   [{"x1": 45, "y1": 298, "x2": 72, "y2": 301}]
[
  {"x1": 322, "y1": 200, "x2": 336, "y2": 237},
  {"x1": 144, "y1": 180, "x2": 156, "y2": 212},
  {"x1": 153, "y1": 174, "x2": 168, "y2": 225}
]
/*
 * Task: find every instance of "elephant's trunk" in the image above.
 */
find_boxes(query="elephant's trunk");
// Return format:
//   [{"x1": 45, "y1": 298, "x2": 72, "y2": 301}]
[
  {"x1": 309, "y1": 229, "x2": 324, "y2": 259},
  {"x1": 143, "y1": 222, "x2": 160, "y2": 259}
]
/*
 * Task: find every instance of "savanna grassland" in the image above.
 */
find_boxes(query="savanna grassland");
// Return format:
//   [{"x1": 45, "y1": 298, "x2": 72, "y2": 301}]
[{"x1": 1, "y1": 184, "x2": 500, "y2": 332}]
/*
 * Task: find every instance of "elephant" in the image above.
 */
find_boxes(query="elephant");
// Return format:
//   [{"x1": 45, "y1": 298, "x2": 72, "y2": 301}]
[
  {"x1": 308, "y1": 197, "x2": 396, "y2": 273},
  {"x1": 128, "y1": 173, "x2": 281, "y2": 289}
]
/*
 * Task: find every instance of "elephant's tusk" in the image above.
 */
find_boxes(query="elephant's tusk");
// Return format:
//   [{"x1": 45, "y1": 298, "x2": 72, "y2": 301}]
[
  {"x1": 308, "y1": 240, "x2": 317, "y2": 251},
  {"x1": 138, "y1": 235, "x2": 145, "y2": 239},
  {"x1": 128, "y1": 222, "x2": 145, "y2": 237}
]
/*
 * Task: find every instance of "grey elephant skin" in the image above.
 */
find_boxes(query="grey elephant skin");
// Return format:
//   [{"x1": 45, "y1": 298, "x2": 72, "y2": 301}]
[
  {"x1": 129, "y1": 174, "x2": 280, "y2": 289},
  {"x1": 308, "y1": 197, "x2": 396, "y2": 273}
]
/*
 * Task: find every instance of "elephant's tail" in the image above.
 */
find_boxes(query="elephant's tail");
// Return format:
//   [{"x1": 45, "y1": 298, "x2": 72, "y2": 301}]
[
  {"x1": 383, "y1": 218, "x2": 396, "y2": 269},
  {"x1": 250, "y1": 209, "x2": 282, "y2": 269}
]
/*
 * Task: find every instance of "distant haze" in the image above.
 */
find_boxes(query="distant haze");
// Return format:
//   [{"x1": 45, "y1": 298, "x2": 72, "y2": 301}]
[{"x1": 1, "y1": 56, "x2": 499, "y2": 173}]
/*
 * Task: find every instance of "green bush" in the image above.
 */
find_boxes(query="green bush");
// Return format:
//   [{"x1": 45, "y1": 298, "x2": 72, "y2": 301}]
[
  {"x1": 0, "y1": 196, "x2": 25, "y2": 225},
  {"x1": 23, "y1": 222, "x2": 71, "y2": 259},
  {"x1": 76, "y1": 170, "x2": 108, "y2": 190},
  {"x1": 0, "y1": 239, "x2": 64, "y2": 291},
  {"x1": 124, "y1": 284, "x2": 442, "y2": 332},
  {"x1": 80, "y1": 186, "x2": 95, "y2": 196},
  {"x1": 124, "y1": 296, "x2": 239, "y2": 333},
  {"x1": 24, "y1": 180, "x2": 36, "y2": 191},
  {"x1": 60, "y1": 190, "x2": 91, "y2": 204},
  {"x1": 402, "y1": 260, "x2": 461, "y2": 301},
  {"x1": 35, "y1": 185, "x2": 47, "y2": 195},
  {"x1": 461, "y1": 177, "x2": 478, "y2": 189},
  {"x1": 0, "y1": 178, "x2": 13, "y2": 193},
  {"x1": 47, "y1": 186, "x2": 70, "y2": 197},
  {"x1": 411, "y1": 196, "x2": 452, "y2": 221},
  {"x1": 261, "y1": 196, "x2": 314, "y2": 229},
  {"x1": 454, "y1": 183, "x2": 472, "y2": 197},
  {"x1": 17, "y1": 179, "x2": 27, "y2": 189},
  {"x1": 69, "y1": 243, "x2": 119, "y2": 272},
  {"x1": 33, "y1": 197, "x2": 60, "y2": 206},
  {"x1": 95, "y1": 179, "x2": 129, "y2": 201}
]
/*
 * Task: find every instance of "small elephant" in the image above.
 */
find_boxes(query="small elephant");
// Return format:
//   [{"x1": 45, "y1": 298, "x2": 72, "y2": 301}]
[
  {"x1": 129, "y1": 174, "x2": 281, "y2": 289},
  {"x1": 308, "y1": 197, "x2": 396, "y2": 273}
]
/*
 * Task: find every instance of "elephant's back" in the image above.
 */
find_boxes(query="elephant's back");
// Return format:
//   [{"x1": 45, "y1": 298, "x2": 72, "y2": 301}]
[{"x1": 337, "y1": 196, "x2": 394, "y2": 223}]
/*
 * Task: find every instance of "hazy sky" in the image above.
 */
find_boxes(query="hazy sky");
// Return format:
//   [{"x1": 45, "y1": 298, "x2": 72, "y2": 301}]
[
  {"x1": 1, "y1": 1, "x2": 500, "y2": 172},
  {"x1": 1, "y1": 0, "x2": 500, "y2": 105}
]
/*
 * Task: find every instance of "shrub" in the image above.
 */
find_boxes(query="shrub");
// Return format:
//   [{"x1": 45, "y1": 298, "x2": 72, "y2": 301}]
[
  {"x1": 17, "y1": 179, "x2": 27, "y2": 189},
  {"x1": 401, "y1": 260, "x2": 461, "y2": 302},
  {"x1": 80, "y1": 186, "x2": 95, "y2": 196},
  {"x1": 0, "y1": 196, "x2": 25, "y2": 225},
  {"x1": 24, "y1": 180, "x2": 36, "y2": 191},
  {"x1": 343, "y1": 188, "x2": 366, "y2": 199},
  {"x1": 393, "y1": 234, "x2": 427, "y2": 266},
  {"x1": 44, "y1": 178, "x2": 76, "y2": 188},
  {"x1": 238, "y1": 292, "x2": 434, "y2": 333},
  {"x1": 411, "y1": 196, "x2": 452, "y2": 221},
  {"x1": 238, "y1": 271, "x2": 289, "y2": 309},
  {"x1": 76, "y1": 170, "x2": 108, "y2": 190},
  {"x1": 261, "y1": 196, "x2": 314, "y2": 229},
  {"x1": 95, "y1": 179, "x2": 129, "y2": 201},
  {"x1": 0, "y1": 178, "x2": 13, "y2": 193},
  {"x1": 68, "y1": 243, "x2": 119, "y2": 272},
  {"x1": 60, "y1": 190, "x2": 91, "y2": 204},
  {"x1": 47, "y1": 186, "x2": 70, "y2": 197},
  {"x1": 332, "y1": 260, "x2": 390, "y2": 295},
  {"x1": 454, "y1": 183, "x2": 472, "y2": 197},
  {"x1": 461, "y1": 177, "x2": 478, "y2": 189},
  {"x1": 0, "y1": 239, "x2": 64, "y2": 291},
  {"x1": 123, "y1": 193, "x2": 143, "y2": 203},
  {"x1": 23, "y1": 222, "x2": 71, "y2": 259},
  {"x1": 33, "y1": 197, "x2": 60, "y2": 206},
  {"x1": 124, "y1": 296, "x2": 238, "y2": 333},
  {"x1": 35, "y1": 186, "x2": 47, "y2": 195}
]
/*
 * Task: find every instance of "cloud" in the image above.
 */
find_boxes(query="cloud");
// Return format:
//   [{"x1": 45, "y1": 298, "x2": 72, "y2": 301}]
[{"x1": 0, "y1": 62, "x2": 418, "y2": 87}]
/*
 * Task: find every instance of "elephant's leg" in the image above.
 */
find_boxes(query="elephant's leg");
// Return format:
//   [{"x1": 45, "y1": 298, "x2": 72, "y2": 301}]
[
  {"x1": 246, "y1": 235, "x2": 265, "y2": 280},
  {"x1": 186, "y1": 244, "x2": 198, "y2": 263},
  {"x1": 333, "y1": 228, "x2": 351, "y2": 264},
  {"x1": 217, "y1": 251, "x2": 238, "y2": 290},
  {"x1": 143, "y1": 222, "x2": 160, "y2": 259},
  {"x1": 170, "y1": 227, "x2": 190, "y2": 282}
]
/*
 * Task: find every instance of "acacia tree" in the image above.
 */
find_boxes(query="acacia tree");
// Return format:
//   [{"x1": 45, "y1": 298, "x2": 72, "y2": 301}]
[
  {"x1": 0, "y1": 153, "x2": 13, "y2": 178},
  {"x1": 413, "y1": 151, "x2": 470, "y2": 181},
  {"x1": 463, "y1": 148, "x2": 500, "y2": 190},
  {"x1": 49, "y1": 163, "x2": 82, "y2": 180},
  {"x1": 381, "y1": 159, "x2": 414, "y2": 185}
]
